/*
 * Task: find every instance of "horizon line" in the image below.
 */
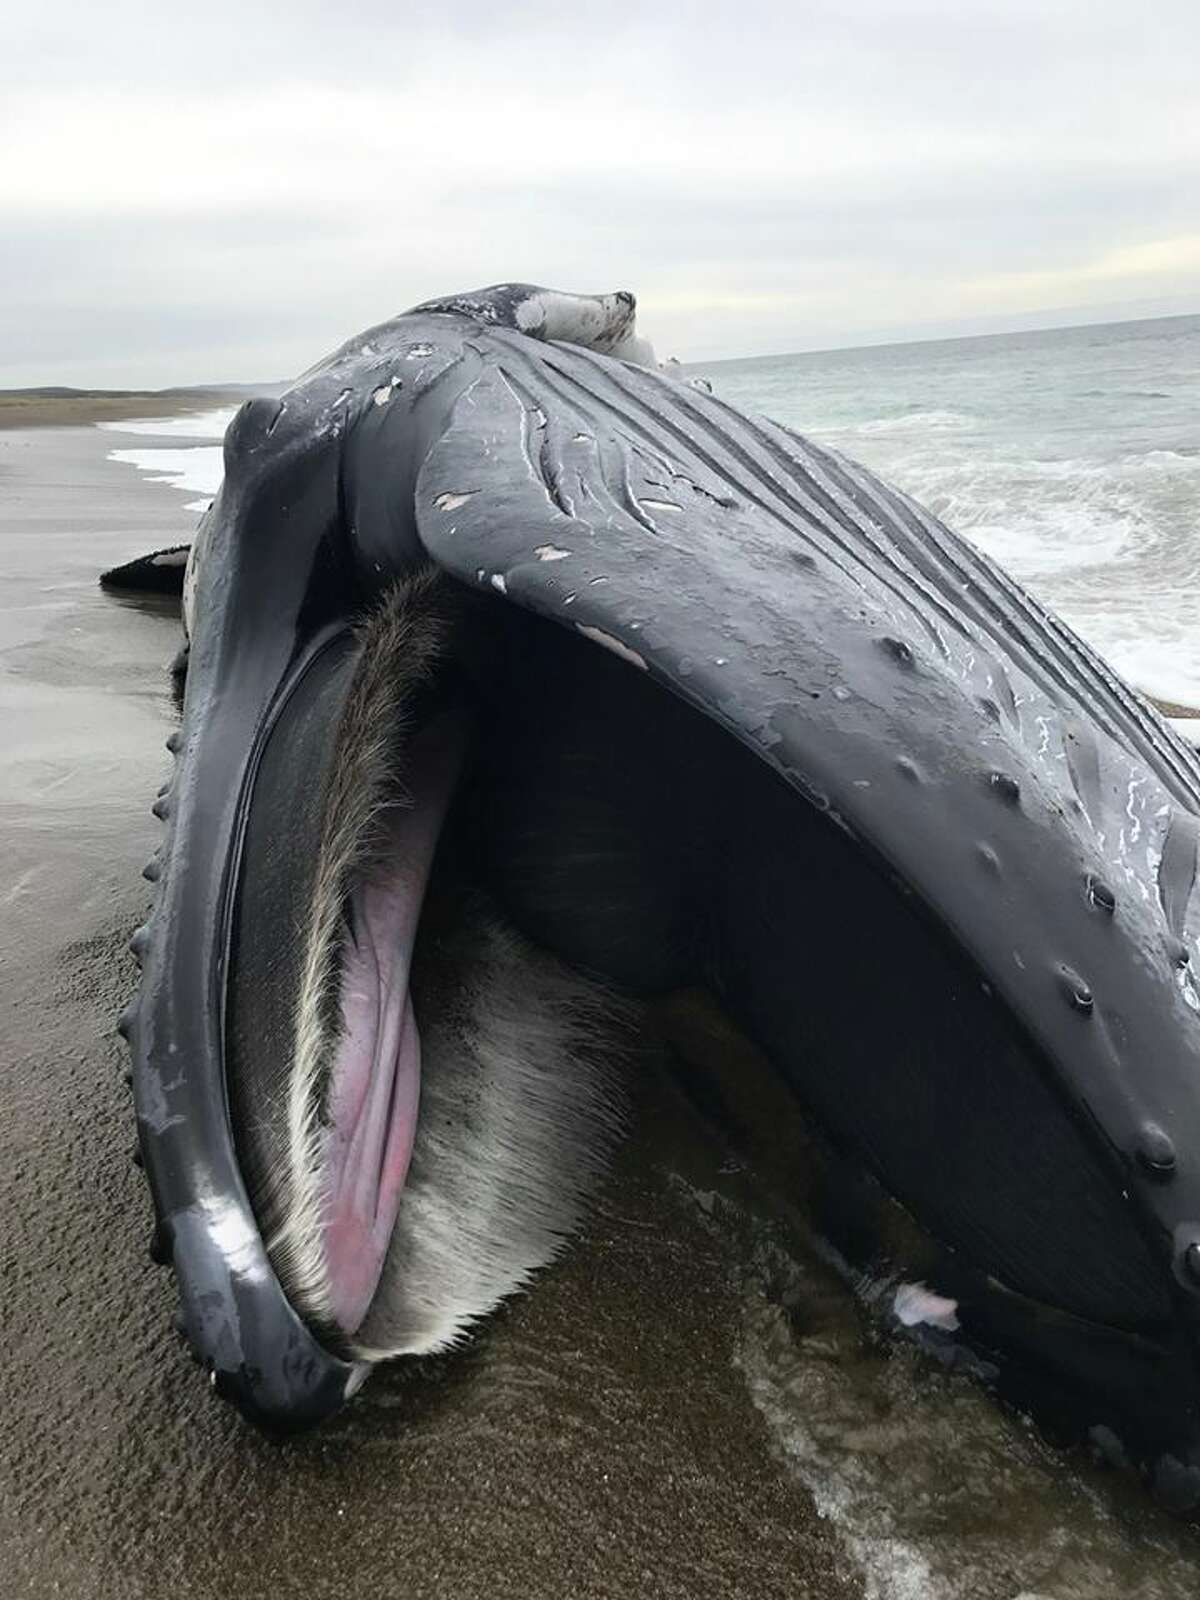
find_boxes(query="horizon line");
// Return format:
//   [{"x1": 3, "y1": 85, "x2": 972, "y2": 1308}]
[
  {"x1": 684, "y1": 305, "x2": 1198, "y2": 371},
  {"x1": 2, "y1": 304, "x2": 1195, "y2": 399}
]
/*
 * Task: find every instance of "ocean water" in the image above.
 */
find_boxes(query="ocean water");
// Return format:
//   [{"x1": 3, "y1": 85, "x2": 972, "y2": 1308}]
[
  {"x1": 691, "y1": 313, "x2": 1200, "y2": 712},
  {"x1": 99, "y1": 409, "x2": 235, "y2": 511}
]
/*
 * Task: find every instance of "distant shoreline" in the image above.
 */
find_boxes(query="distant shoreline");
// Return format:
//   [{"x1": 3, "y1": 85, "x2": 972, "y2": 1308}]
[
  {"x1": 0, "y1": 386, "x2": 256, "y2": 430},
  {"x1": 686, "y1": 307, "x2": 1199, "y2": 372},
  {"x1": 1152, "y1": 697, "x2": 1200, "y2": 721}
]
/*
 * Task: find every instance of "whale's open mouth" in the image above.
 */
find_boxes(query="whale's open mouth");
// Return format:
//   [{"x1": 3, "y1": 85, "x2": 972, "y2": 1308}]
[
  {"x1": 224, "y1": 575, "x2": 631, "y2": 1359},
  {"x1": 221, "y1": 567, "x2": 1174, "y2": 1378}
]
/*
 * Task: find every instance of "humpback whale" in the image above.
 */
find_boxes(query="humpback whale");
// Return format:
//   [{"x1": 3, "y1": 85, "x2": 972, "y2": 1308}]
[{"x1": 109, "y1": 284, "x2": 1200, "y2": 1509}]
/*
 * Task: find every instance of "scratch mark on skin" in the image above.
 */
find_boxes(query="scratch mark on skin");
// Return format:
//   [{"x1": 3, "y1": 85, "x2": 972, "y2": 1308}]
[
  {"x1": 434, "y1": 492, "x2": 477, "y2": 512},
  {"x1": 372, "y1": 376, "x2": 403, "y2": 407},
  {"x1": 576, "y1": 625, "x2": 647, "y2": 670},
  {"x1": 534, "y1": 546, "x2": 572, "y2": 562},
  {"x1": 490, "y1": 574, "x2": 508, "y2": 595},
  {"x1": 1126, "y1": 775, "x2": 1146, "y2": 846}
]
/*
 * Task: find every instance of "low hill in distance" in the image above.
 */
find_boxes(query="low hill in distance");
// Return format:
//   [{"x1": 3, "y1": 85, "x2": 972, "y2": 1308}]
[{"x1": 0, "y1": 383, "x2": 272, "y2": 429}]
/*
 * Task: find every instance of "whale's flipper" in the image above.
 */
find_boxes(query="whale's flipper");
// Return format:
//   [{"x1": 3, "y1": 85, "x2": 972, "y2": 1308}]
[{"x1": 100, "y1": 544, "x2": 190, "y2": 597}]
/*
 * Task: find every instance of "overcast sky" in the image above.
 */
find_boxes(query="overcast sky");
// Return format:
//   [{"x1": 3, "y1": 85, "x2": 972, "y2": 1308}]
[{"x1": 2, "y1": 1, "x2": 1197, "y2": 386}]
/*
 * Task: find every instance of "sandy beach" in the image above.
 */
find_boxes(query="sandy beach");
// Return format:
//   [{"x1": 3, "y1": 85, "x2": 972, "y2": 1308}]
[{"x1": 0, "y1": 419, "x2": 860, "y2": 1598}]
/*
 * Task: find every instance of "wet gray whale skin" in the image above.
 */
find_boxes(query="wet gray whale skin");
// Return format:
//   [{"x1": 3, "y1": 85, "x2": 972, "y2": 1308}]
[{"x1": 116, "y1": 284, "x2": 1200, "y2": 1505}]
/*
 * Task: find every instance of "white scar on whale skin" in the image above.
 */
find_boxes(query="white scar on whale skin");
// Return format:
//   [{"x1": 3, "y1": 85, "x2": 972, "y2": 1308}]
[
  {"x1": 372, "y1": 377, "x2": 403, "y2": 407},
  {"x1": 575, "y1": 625, "x2": 648, "y2": 672}
]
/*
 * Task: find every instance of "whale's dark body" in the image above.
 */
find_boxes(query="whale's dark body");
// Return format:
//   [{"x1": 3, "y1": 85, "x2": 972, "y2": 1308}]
[{"x1": 115, "y1": 286, "x2": 1200, "y2": 1506}]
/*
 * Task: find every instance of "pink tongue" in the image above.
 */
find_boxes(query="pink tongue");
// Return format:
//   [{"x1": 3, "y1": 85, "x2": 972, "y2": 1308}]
[{"x1": 321, "y1": 710, "x2": 467, "y2": 1334}]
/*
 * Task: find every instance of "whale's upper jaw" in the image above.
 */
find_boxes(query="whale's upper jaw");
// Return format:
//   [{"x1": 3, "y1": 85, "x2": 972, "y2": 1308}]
[{"x1": 117, "y1": 286, "x2": 1200, "y2": 1484}]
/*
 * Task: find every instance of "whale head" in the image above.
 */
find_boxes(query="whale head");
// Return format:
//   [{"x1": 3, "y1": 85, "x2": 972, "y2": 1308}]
[{"x1": 113, "y1": 283, "x2": 1200, "y2": 1510}]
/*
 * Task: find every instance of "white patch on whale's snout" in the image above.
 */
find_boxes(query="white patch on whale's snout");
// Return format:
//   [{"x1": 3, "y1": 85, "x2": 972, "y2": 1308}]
[{"x1": 513, "y1": 289, "x2": 657, "y2": 368}]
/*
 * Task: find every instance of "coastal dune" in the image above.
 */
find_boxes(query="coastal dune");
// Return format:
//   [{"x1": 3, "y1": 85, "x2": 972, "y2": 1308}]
[{"x1": 0, "y1": 386, "x2": 260, "y2": 431}]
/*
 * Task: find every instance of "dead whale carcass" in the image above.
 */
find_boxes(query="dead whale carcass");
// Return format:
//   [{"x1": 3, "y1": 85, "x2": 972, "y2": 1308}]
[{"x1": 110, "y1": 284, "x2": 1200, "y2": 1508}]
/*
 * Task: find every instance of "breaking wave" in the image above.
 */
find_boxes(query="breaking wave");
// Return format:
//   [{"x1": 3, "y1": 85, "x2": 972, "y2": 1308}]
[{"x1": 101, "y1": 408, "x2": 230, "y2": 512}]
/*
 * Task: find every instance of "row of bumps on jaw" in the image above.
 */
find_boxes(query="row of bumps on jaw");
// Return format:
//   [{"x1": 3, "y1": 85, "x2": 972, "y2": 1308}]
[{"x1": 117, "y1": 720, "x2": 217, "y2": 1376}]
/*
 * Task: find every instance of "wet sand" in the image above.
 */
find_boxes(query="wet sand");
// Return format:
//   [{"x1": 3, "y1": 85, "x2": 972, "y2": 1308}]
[{"x1": 0, "y1": 424, "x2": 858, "y2": 1598}]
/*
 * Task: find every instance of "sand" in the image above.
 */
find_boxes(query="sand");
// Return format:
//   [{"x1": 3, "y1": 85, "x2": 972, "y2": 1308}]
[{"x1": 0, "y1": 423, "x2": 858, "y2": 1599}]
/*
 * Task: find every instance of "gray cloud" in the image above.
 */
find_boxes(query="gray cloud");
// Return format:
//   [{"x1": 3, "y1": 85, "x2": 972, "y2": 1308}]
[{"x1": 2, "y1": 0, "x2": 1197, "y2": 384}]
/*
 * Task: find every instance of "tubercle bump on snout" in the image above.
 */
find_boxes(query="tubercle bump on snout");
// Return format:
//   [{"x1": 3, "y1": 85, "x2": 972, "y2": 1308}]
[
  {"x1": 117, "y1": 719, "x2": 209, "y2": 1362},
  {"x1": 120, "y1": 719, "x2": 183, "y2": 1280}
]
